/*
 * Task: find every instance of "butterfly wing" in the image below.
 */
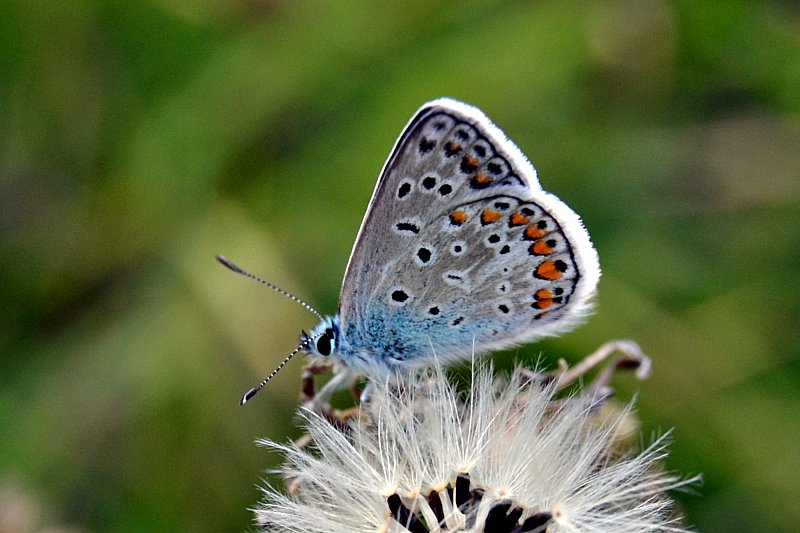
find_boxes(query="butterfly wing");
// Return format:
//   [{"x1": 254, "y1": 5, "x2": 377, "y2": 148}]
[{"x1": 338, "y1": 98, "x2": 599, "y2": 367}]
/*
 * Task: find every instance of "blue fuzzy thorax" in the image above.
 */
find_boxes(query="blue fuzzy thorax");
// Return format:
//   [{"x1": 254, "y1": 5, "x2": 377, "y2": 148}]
[{"x1": 304, "y1": 301, "x2": 487, "y2": 378}]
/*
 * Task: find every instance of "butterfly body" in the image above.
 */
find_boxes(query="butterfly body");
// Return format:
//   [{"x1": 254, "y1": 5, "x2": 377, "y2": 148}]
[{"x1": 301, "y1": 98, "x2": 600, "y2": 380}]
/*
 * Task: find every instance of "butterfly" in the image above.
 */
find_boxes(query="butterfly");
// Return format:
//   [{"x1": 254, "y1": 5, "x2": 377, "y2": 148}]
[{"x1": 221, "y1": 98, "x2": 600, "y2": 404}]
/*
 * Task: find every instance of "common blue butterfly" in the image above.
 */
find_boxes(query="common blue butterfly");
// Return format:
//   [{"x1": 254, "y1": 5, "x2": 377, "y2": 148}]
[{"x1": 222, "y1": 98, "x2": 600, "y2": 403}]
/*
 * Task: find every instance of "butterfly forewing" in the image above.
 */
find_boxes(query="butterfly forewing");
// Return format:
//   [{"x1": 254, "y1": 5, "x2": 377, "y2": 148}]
[{"x1": 338, "y1": 99, "x2": 599, "y2": 365}]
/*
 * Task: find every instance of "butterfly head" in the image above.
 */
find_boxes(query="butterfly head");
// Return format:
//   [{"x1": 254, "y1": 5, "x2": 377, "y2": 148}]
[{"x1": 302, "y1": 316, "x2": 342, "y2": 361}]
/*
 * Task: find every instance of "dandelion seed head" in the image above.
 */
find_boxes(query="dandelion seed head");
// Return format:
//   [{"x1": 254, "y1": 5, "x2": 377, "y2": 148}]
[{"x1": 254, "y1": 362, "x2": 697, "y2": 532}]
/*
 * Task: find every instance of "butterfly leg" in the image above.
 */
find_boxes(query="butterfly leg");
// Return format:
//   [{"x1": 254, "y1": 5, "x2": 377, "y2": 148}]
[
  {"x1": 303, "y1": 366, "x2": 362, "y2": 408},
  {"x1": 358, "y1": 381, "x2": 376, "y2": 405},
  {"x1": 300, "y1": 362, "x2": 334, "y2": 404}
]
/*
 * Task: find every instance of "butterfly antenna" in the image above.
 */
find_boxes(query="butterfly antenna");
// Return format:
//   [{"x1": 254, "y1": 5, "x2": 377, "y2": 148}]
[
  {"x1": 239, "y1": 338, "x2": 313, "y2": 404},
  {"x1": 215, "y1": 255, "x2": 323, "y2": 320}
]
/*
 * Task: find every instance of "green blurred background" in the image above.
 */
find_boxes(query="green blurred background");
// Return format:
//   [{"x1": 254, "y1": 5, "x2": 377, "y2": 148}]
[{"x1": 1, "y1": 1, "x2": 798, "y2": 531}]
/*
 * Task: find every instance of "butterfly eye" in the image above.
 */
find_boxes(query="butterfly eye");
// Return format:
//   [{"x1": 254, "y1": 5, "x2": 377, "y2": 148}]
[{"x1": 316, "y1": 328, "x2": 334, "y2": 356}]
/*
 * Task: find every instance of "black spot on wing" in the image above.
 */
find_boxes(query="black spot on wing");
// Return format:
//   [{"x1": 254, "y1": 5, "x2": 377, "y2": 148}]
[
  {"x1": 419, "y1": 137, "x2": 435, "y2": 153},
  {"x1": 395, "y1": 222, "x2": 419, "y2": 234}
]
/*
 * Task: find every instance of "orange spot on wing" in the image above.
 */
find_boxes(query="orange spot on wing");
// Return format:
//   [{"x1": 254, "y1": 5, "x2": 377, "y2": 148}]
[
  {"x1": 509, "y1": 211, "x2": 530, "y2": 226},
  {"x1": 534, "y1": 288, "x2": 564, "y2": 310},
  {"x1": 533, "y1": 288, "x2": 555, "y2": 309},
  {"x1": 531, "y1": 240, "x2": 554, "y2": 256},
  {"x1": 463, "y1": 155, "x2": 479, "y2": 169},
  {"x1": 481, "y1": 209, "x2": 502, "y2": 224},
  {"x1": 535, "y1": 289, "x2": 553, "y2": 300},
  {"x1": 473, "y1": 170, "x2": 492, "y2": 184},
  {"x1": 535, "y1": 260, "x2": 566, "y2": 280},
  {"x1": 446, "y1": 142, "x2": 461, "y2": 150},
  {"x1": 523, "y1": 225, "x2": 545, "y2": 240},
  {"x1": 449, "y1": 210, "x2": 468, "y2": 225}
]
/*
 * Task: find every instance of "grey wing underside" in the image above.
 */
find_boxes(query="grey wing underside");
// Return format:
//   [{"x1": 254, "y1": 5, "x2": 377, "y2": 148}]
[{"x1": 338, "y1": 98, "x2": 599, "y2": 362}]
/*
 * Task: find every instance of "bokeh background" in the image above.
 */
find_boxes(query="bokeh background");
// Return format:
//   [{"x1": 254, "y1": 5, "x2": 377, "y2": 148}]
[{"x1": 1, "y1": 1, "x2": 798, "y2": 532}]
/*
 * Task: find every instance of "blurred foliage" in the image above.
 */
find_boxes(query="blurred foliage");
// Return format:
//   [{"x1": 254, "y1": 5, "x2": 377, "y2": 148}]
[{"x1": 1, "y1": 1, "x2": 799, "y2": 532}]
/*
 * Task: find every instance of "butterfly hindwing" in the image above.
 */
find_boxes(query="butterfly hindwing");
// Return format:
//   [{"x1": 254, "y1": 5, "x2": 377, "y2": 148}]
[{"x1": 337, "y1": 99, "x2": 599, "y2": 367}]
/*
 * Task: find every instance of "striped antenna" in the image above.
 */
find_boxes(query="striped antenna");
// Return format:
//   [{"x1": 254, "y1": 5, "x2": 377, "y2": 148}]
[
  {"x1": 239, "y1": 338, "x2": 312, "y2": 405},
  {"x1": 216, "y1": 255, "x2": 324, "y2": 404},
  {"x1": 215, "y1": 255, "x2": 323, "y2": 320}
]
